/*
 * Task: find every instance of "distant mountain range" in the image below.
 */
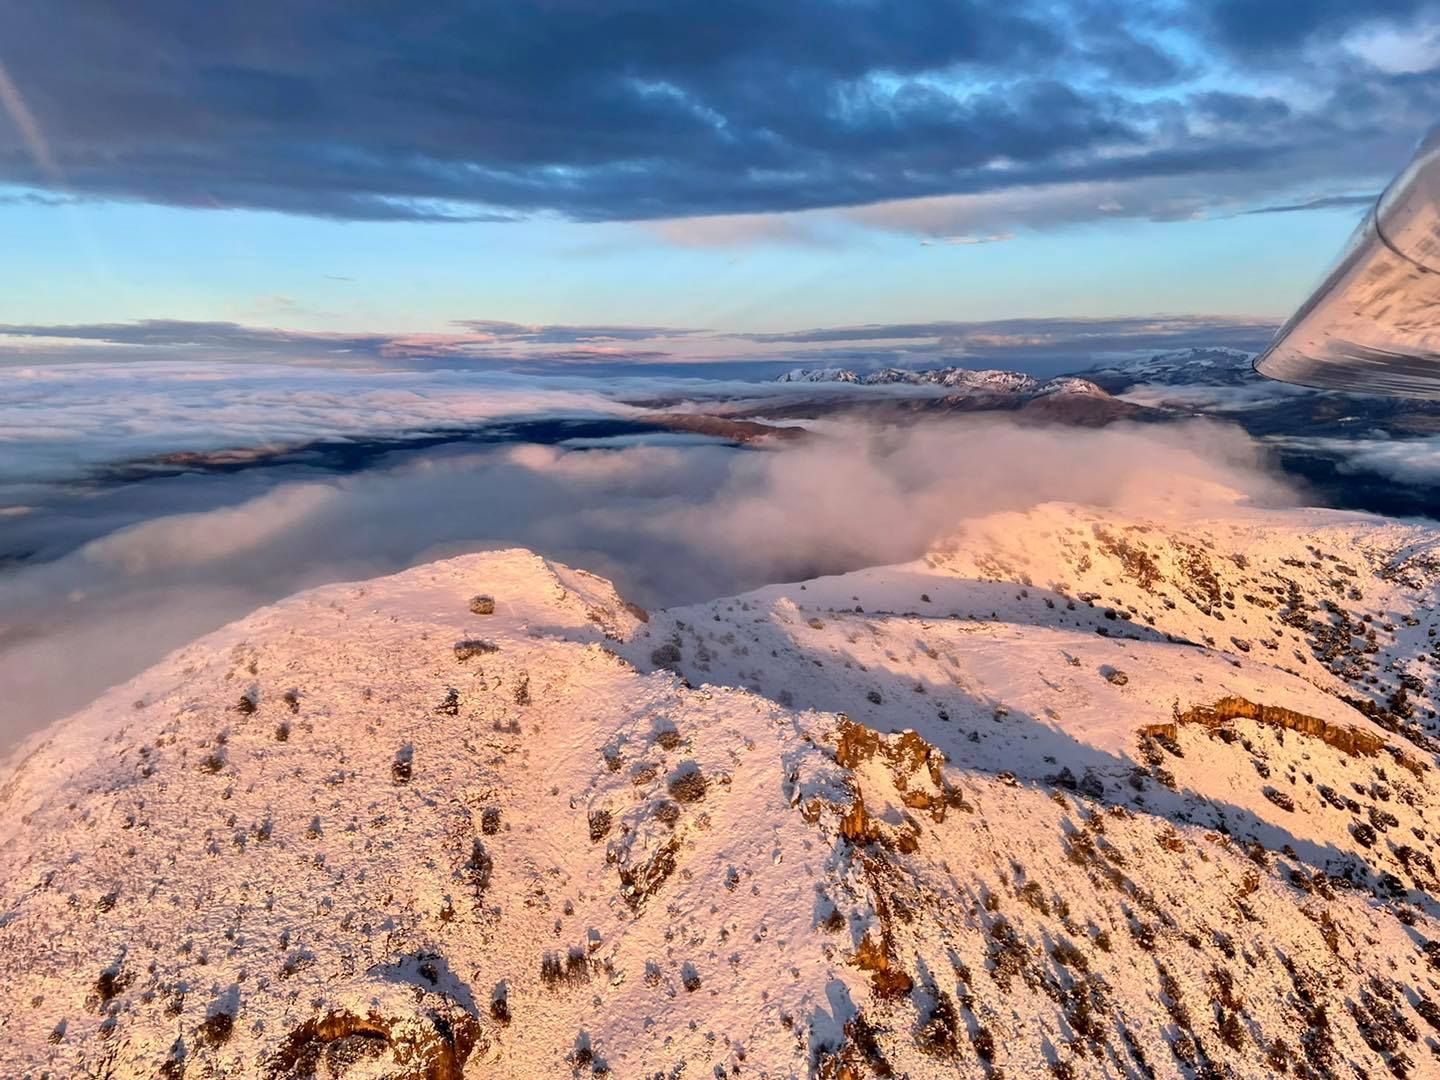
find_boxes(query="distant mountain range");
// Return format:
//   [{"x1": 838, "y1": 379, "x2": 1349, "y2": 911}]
[
  {"x1": 776, "y1": 365, "x2": 1055, "y2": 393},
  {"x1": 1076, "y1": 346, "x2": 1259, "y2": 389},
  {"x1": 762, "y1": 346, "x2": 1440, "y2": 519},
  {"x1": 775, "y1": 346, "x2": 1258, "y2": 394},
  {"x1": 770, "y1": 366, "x2": 1131, "y2": 423}
]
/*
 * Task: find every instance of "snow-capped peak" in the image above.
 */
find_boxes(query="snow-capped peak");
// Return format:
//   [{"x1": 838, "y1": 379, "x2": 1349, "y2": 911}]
[
  {"x1": 1033, "y1": 375, "x2": 1108, "y2": 396},
  {"x1": 774, "y1": 366, "x2": 861, "y2": 383},
  {"x1": 773, "y1": 365, "x2": 1041, "y2": 392},
  {"x1": 1076, "y1": 346, "x2": 1260, "y2": 388}
]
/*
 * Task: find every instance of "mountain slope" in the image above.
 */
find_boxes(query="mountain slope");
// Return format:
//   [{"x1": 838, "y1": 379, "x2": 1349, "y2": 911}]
[
  {"x1": 5, "y1": 503, "x2": 1440, "y2": 1078},
  {"x1": 1076, "y1": 348, "x2": 1260, "y2": 392},
  {"x1": 761, "y1": 367, "x2": 1147, "y2": 426}
]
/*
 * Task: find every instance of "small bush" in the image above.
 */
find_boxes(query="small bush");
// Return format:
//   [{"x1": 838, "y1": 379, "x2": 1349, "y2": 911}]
[
  {"x1": 668, "y1": 765, "x2": 707, "y2": 804},
  {"x1": 588, "y1": 809, "x2": 612, "y2": 842},
  {"x1": 1218, "y1": 1009, "x2": 1247, "y2": 1050},
  {"x1": 490, "y1": 983, "x2": 510, "y2": 1024},
  {"x1": 1019, "y1": 881, "x2": 1051, "y2": 915},
  {"x1": 481, "y1": 807, "x2": 501, "y2": 835},
  {"x1": 972, "y1": 1026, "x2": 995, "y2": 1061},
  {"x1": 469, "y1": 595, "x2": 496, "y2": 616},
  {"x1": 467, "y1": 839, "x2": 493, "y2": 895},
  {"x1": 650, "y1": 643, "x2": 682, "y2": 666},
  {"x1": 454, "y1": 639, "x2": 499, "y2": 661},
  {"x1": 391, "y1": 745, "x2": 413, "y2": 784},
  {"x1": 1051, "y1": 938, "x2": 1089, "y2": 972},
  {"x1": 918, "y1": 989, "x2": 961, "y2": 1057},
  {"x1": 93, "y1": 964, "x2": 128, "y2": 1007},
  {"x1": 541, "y1": 947, "x2": 590, "y2": 987},
  {"x1": 1264, "y1": 787, "x2": 1296, "y2": 812},
  {"x1": 200, "y1": 1008, "x2": 235, "y2": 1048}
]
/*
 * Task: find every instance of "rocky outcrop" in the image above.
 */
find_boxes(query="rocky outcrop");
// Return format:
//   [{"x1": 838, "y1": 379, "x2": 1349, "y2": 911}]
[
  {"x1": 269, "y1": 988, "x2": 486, "y2": 1080},
  {"x1": 1142, "y1": 695, "x2": 1413, "y2": 766}
]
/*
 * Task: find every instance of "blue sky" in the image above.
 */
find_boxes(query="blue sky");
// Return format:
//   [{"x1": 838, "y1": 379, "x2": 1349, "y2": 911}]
[
  {"x1": 0, "y1": 195, "x2": 1366, "y2": 334},
  {"x1": 2, "y1": 1, "x2": 1437, "y2": 366}
]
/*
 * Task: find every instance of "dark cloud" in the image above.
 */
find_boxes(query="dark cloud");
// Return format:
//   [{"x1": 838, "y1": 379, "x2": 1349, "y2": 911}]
[
  {"x1": 1191, "y1": 91, "x2": 1292, "y2": 126},
  {"x1": 1244, "y1": 193, "x2": 1378, "y2": 215},
  {"x1": 1203, "y1": 0, "x2": 1430, "y2": 57},
  {"x1": 1, "y1": 2, "x2": 1433, "y2": 224}
]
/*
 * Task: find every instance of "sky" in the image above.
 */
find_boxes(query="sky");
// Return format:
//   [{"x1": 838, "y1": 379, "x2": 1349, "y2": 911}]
[{"x1": 3, "y1": 0, "x2": 1440, "y2": 369}]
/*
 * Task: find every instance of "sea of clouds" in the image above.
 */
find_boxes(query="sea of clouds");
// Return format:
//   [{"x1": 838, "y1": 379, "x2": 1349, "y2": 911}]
[{"x1": 0, "y1": 387, "x2": 1295, "y2": 749}]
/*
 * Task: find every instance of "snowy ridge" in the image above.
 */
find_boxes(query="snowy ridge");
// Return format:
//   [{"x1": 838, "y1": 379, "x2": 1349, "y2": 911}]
[
  {"x1": 6, "y1": 505, "x2": 1440, "y2": 1077},
  {"x1": 1078, "y1": 347, "x2": 1260, "y2": 389},
  {"x1": 774, "y1": 367, "x2": 863, "y2": 384},
  {"x1": 1033, "y1": 376, "x2": 1110, "y2": 397},
  {"x1": 775, "y1": 365, "x2": 1111, "y2": 398}
]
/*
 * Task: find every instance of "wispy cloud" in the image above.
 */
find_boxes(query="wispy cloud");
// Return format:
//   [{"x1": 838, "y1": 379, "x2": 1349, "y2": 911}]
[
  {"x1": 920, "y1": 233, "x2": 1015, "y2": 246},
  {"x1": 1243, "y1": 193, "x2": 1378, "y2": 215}
]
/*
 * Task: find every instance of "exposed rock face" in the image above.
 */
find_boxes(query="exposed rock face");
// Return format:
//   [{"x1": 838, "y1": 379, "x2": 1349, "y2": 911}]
[
  {"x1": 639, "y1": 410, "x2": 807, "y2": 443},
  {"x1": 1144, "y1": 694, "x2": 1398, "y2": 763},
  {"x1": 268, "y1": 985, "x2": 486, "y2": 1080}
]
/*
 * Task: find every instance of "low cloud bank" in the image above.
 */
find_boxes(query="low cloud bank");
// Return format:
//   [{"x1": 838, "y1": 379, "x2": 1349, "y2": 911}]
[
  {"x1": 0, "y1": 358, "x2": 974, "y2": 494},
  {"x1": 1269, "y1": 433, "x2": 1440, "y2": 485},
  {"x1": 0, "y1": 361, "x2": 642, "y2": 486},
  {"x1": 0, "y1": 416, "x2": 1293, "y2": 749}
]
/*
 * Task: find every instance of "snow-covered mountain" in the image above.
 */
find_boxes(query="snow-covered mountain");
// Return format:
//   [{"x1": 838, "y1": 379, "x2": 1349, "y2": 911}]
[
  {"x1": 775, "y1": 367, "x2": 864, "y2": 384},
  {"x1": 1077, "y1": 347, "x2": 1259, "y2": 390},
  {"x1": 764, "y1": 367, "x2": 1138, "y2": 427},
  {"x1": 7, "y1": 499, "x2": 1440, "y2": 1077},
  {"x1": 776, "y1": 365, "x2": 1043, "y2": 394},
  {"x1": 1032, "y1": 376, "x2": 1111, "y2": 397},
  {"x1": 774, "y1": 354, "x2": 1260, "y2": 395}
]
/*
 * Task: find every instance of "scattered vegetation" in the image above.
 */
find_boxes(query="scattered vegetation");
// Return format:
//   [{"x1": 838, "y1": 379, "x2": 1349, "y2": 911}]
[{"x1": 453, "y1": 639, "x2": 499, "y2": 661}]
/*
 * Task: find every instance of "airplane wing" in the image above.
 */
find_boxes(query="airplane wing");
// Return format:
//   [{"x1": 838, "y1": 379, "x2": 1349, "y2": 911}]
[{"x1": 1256, "y1": 127, "x2": 1440, "y2": 397}]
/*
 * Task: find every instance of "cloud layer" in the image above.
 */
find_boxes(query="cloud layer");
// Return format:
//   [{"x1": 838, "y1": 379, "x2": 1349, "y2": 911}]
[
  {"x1": 1, "y1": 2, "x2": 1436, "y2": 227},
  {"x1": 0, "y1": 313, "x2": 1278, "y2": 383},
  {"x1": 0, "y1": 415, "x2": 1293, "y2": 748},
  {"x1": 0, "y1": 361, "x2": 644, "y2": 485}
]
